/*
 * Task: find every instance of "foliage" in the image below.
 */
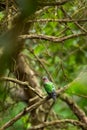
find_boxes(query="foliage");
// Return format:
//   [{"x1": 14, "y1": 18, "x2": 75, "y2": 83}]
[{"x1": 0, "y1": 0, "x2": 87, "y2": 130}]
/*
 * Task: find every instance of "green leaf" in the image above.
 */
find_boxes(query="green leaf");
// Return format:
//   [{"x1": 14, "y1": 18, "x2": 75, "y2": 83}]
[
  {"x1": 66, "y1": 71, "x2": 87, "y2": 96},
  {"x1": 0, "y1": 12, "x2": 4, "y2": 20}
]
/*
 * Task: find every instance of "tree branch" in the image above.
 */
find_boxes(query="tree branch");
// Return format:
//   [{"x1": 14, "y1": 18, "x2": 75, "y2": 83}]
[
  {"x1": 64, "y1": 43, "x2": 87, "y2": 61},
  {"x1": 28, "y1": 119, "x2": 86, "y2": 130},
  {"x1": 44, "y1": 101, "x2": 55, "y2": 121},
  {"x1": 29, "y1": 48, "x2": 54, "y2": 82},
  {"x1": 0, "y1": 84, "x2": 72, "y2": 130},
  {"x1": 38, "y1": 0, "x2": 70, "y2": 7},
  {"x1": 28, "y1": 18, "x2": 87, "y2": 23},
  {"x1": 1, "y1": 78, "x2": 87, "y2": 130},
  {"x1": 0, "y1": 77, "x2": 43, "y2": 99},
  {"x1": 61, "y1": 94, "x2": 87, "y2": 125},
  {"x1": 0, "y1": 97, "x2": 48, "y2": 130},
  {"x1": 61, "y1": 7, "x2": 87, "y2": 33},
  {"x1": 20, "y1": 33, "x2": 87, "y2": 43}
]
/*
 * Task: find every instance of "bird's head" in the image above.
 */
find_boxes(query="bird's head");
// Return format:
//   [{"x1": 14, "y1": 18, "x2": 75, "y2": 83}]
[{"x1": 42, "y1": 76, "x2": 49, "y2": 82}]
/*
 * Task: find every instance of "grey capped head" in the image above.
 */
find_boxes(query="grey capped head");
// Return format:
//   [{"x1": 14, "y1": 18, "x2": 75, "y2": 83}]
[{"x1": 42, "y1": 76, "x2": 48, "y2": 81}]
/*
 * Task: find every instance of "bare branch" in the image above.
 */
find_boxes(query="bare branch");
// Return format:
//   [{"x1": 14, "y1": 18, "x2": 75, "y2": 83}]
[
  {"x1": 64, "y1": 43, "x2": 87, "y2": 60},
  {"x1": 29, "y1": 48, "x2": 54, "y2": 82},
  {"x1": 38, "y1": 0, "x2": 70, "y2": 7},
  {"x1": 74, "y1": 94, "x2": 87, "y2": 99},
  {"x1": 0, "y1": 84, "x2": 71, "y2": 130},
  {"x1": 44, "y1": 101, "x2": 55, "y2": 121},
  {"x1": 0, "y1": 77, "x2": 43, "y2": 99},
  {"x1": 1, "y1": 78, "x2": 87, "y2": 130},
  {"x1": 28, "y1": 18, "x2": 87, "y2": 23},
  {"x1": 28, "y1": 119, "x2": 86, "y2": 130},
  {"x1": 61, "y1": 94, "x2": 87, "y2": 125},
  {"x1": 20, "y1": 33, "x2": 87, "y2": 43},
  {"x1": 61, "y1": 7, "x2": 87, "y2": 33},
  {"x1": 0, "y1": 96, "x2": 50, "y2": 130}
]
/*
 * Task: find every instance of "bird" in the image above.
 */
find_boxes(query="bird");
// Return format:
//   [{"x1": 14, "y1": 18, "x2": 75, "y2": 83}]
[{"x1": 42, "y1": 76, "x2": 56, "y2": 100}]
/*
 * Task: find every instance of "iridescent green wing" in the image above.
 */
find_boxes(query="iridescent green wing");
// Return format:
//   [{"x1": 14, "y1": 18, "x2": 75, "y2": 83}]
[{"x1": 44, "y1": 82, "x2": 55, "y2": 93}]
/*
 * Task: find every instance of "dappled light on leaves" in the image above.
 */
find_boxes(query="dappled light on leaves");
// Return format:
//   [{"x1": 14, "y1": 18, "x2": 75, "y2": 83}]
[
  {"x1": 66, "y1": 71, "x2": 87, "y2": 96},
  {"x1": 0, "y1": 0, "x2": 87, "y2": 130}
]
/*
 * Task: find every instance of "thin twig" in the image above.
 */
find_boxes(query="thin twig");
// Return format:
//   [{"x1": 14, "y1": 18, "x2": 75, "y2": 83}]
[
  {"x1": 61, "y1": 94, "x2": 87, "y2": 125},
  {"x1": 0, "y1": 96, "x2": 48, "y2": 130},
  {"x1": 44, "y1": 101, "x2": 55, "y2": 121},
  {"x1": 1, "y1": 78, "x2": 87, "y2": 130},
  {"x1": 64, "y1": 43, "x2": 87, "y2": 61},
  {"x1": 29, "y1": 49, "x2": 54, "y2": 82},
  {"x1": 0, "y1": 84, "x2": 71, "y2": 130},
  {"x1": 0, "y1": 77, "x2": 43, "y2": 99},
  {"x1": 28, "y1": 119, "x2": 86, "y2": 130},
  {"x1": 38, "y1": 0, "x2": 70, "y2": 7},
  {"x1": 72, "y1": 93, "x2": 87, "y2": 99},
  {"x1": 20, "y1": 33, "x2": 87, "y2": 43},
  {"x1": 28, "y1": 18, "x2": 87, "y2": 23},
  {"x1": 61, "y1": 7, "x2": 87, "y2": 33}
]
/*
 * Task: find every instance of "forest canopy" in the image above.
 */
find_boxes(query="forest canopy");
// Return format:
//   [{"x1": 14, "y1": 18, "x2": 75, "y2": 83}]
[{"x1": 0, "y1": 0, "x2": 87, "y2": 130}]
